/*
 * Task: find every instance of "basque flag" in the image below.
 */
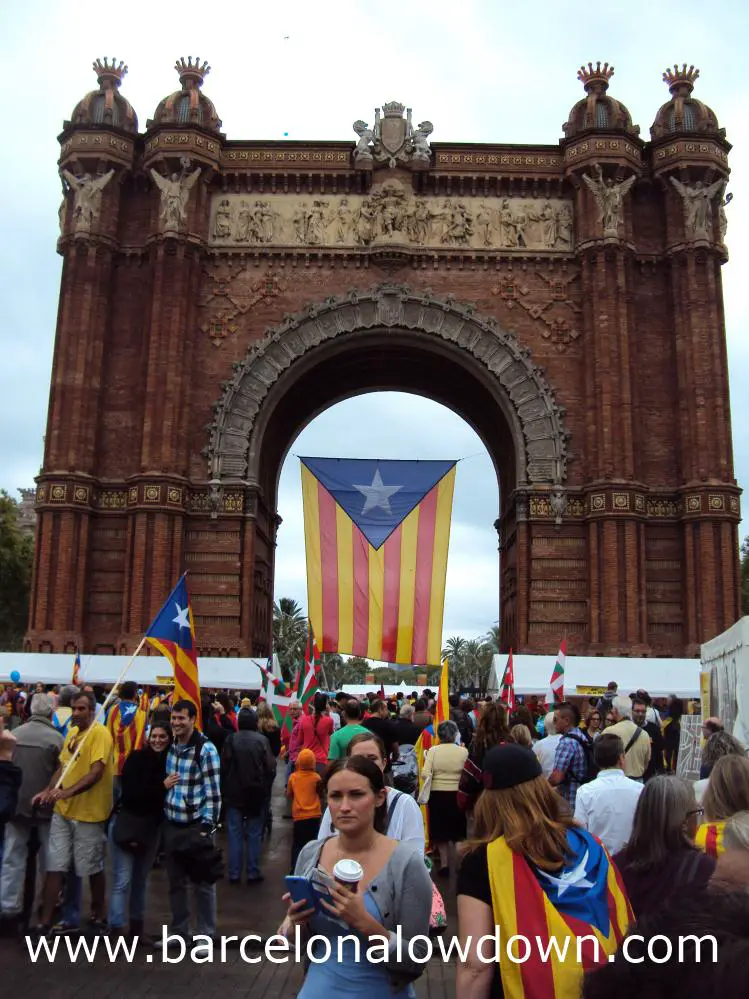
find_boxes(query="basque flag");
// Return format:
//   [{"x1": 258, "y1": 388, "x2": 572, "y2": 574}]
[
  {"x1": 300, "y1": 458, "x2": 456, "y2": 664},
  {"x1": 146, "y1": 574, "x2": 202, "y2": 728}
]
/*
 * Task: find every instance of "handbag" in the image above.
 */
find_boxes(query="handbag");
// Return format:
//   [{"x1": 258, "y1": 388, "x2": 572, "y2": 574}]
[
  {"x1": 417, "y1": 748, "x2": 434, "y2": 806},
  {"x1": 112, "y1": 808, "x2": 158, "y2": 855}
]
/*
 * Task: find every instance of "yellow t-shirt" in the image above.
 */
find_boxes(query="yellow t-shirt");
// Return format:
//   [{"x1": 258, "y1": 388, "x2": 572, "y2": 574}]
[{"x1": 56, "y1": 722, "x2": 114, "y2": 824}]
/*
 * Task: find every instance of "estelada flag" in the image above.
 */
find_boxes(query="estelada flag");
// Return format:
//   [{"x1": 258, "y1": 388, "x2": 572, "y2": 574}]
[
  {"x1": 145, "y1": 574, "x2": 202, "y2": 728},
  {"x1": 301, "y1": 458, "x2": 456, "y2": 664},
  {"x1": 72, "y1": 651, "x2": 81, "y2": 686},
  {"x1": 488, "y1": 827, "x2": 632, "y2": 998}
]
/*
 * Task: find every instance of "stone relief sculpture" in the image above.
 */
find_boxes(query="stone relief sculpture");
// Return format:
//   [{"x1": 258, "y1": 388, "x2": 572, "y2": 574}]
[
  {"x1": 718, "y1": 185, "x2": 732, "y2": 242},
  {"x1": 61, "y1": 169, "x2": 115, "y2": 234},
  {"x1": 582, "y1": 164, "x2": 635, "y2": 236},
  {"x1": 208, "y1": 188, "x2": 575, "y2": 252},
  {"x1": 353, "y1": 102, "x2": 432, "y2": 168},
  {"x1": 150, "y1": 157, "x2": 202, "y2": 231},
  {"x1": 670, "y1": 176, "x2": 724, "y2": 241}
]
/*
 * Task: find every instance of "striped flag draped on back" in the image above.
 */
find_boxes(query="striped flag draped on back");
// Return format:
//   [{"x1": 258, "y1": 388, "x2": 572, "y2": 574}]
[{"x1": 300, "y1": 458, "x2": 456, "y2": 664}]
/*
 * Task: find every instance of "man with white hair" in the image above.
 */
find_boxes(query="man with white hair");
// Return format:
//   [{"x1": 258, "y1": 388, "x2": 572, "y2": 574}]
[
  {"x1": 604, "y1": 695, "x2": 651, "y2": 781},
  {"x1": 0, "y1": 693, "x2": 64, "y2": 935},
  {"x1": 533, "y1": 711, "x2": 562, "y2": 778}
]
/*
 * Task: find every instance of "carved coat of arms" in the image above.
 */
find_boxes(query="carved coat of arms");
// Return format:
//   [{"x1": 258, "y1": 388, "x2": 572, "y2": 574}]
[{"x1": 353, "y1": 102, "x2": 433, "y2": 170}]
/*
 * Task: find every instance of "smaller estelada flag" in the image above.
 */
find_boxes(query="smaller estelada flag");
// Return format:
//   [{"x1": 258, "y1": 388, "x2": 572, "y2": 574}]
[
  {"x1": 500, "y1": 649, "x2": 516, "y2": 712},
  {"x1": 546, "y1": 638, "x2": 566, "y2": 709},
  {"x1": 72, "y1": 651, "x2": 81, "y2": 686},
  {"x1": 146, "y1": 574, "x2": 202, "y2": 728}
]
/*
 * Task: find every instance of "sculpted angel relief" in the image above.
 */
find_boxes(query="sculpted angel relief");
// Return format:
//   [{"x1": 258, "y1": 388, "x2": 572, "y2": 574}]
[{"x1": 208, "y1": 187, "x2": 575, "y2": 251}]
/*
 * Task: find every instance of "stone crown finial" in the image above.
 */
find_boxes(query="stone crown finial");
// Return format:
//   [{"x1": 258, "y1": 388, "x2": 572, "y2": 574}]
[
  {"x1": 663, "y1": 63, "x2": 700, "y2": 96},
  {"x1": 577, "y1": 61, "x2": 614, "y2": 93},
  {"x1": 93, "y1": 57, "x2": 128, "y2": 89},
  {"x1": 175, "y1": 56, "x2": 211, "y2": 89}
]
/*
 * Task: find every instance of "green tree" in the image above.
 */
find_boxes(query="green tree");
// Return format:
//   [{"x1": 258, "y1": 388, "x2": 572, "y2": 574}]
[
  {"x1": 272, "y1": 597, "x2": 308, "y2": 681},
  {"x1": 484, "y1": 623, "x2": 501, "y2": 654},
  {"x1": 742, "y1": 536, "x2": 749, "y2": 618},
  {"x1": 0, "y1": 492, "x2": 33, "y2": 650},
  {"x1": 441, "y1": 635, "x2": 467, "y2": 687}
]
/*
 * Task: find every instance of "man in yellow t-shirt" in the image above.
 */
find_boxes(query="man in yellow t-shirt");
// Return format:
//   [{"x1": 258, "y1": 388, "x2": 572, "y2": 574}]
[{"x1": 32, "y1": 691, "x2": 114, "y2": 932}]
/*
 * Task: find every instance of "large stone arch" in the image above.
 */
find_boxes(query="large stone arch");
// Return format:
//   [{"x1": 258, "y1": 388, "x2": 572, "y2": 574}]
[{"x1": 206, "y1": 284, "x2": 569, "y2": 500}]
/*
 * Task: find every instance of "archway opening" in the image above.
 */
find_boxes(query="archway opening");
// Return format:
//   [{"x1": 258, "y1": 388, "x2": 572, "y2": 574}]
[{"x1": 274, "y1": 391, "x2": 500, "y2": 670}]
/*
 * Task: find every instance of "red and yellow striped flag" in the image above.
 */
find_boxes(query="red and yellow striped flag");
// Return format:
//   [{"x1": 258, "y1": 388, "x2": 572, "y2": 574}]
[
  {"x1": 145, "y1": 574, "x2": 202, "y2": 728},
  {"x1": 301, "y1": 458, "x2": 456, "y2": 664}
]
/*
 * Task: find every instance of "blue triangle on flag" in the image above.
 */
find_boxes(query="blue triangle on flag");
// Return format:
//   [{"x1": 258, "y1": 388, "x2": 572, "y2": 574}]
[{"x1": 301, "y1": 457, "x2": 456, "y2": 549}]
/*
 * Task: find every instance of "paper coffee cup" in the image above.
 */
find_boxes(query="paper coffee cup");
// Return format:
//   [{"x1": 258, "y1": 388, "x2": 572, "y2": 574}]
[{"x1": 333, "y1": 858, "x2": 363, "y2": 892}]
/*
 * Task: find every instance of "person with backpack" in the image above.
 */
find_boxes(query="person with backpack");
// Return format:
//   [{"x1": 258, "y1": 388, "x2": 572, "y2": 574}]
[
  {"x1": 221, "y1": 708, "x2": 276, "y2": 885},
  {"x1": 605, "y1": 696, "x2": 651, "y2": 782},
  {"x1": 162, "y1": 700, "x2": 221, "y2": 941},
  {"x1": 549, "y1": 702, "x2": 593, "y2": 811}
]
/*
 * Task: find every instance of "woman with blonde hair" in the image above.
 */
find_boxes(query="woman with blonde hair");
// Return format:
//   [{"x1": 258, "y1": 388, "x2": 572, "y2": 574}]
[
  {"x1": 697, "y1": 754, "x2": 749, "y2": 857},
  {"x1": 256, "y1": 702, "x2": 281, "y2": 757},
  {"x1": 456, "y1": 744, "x2": 631, "y2": 999},
  {"x1": 510, "y1": 723, "x2": 532, "y2": 748}
]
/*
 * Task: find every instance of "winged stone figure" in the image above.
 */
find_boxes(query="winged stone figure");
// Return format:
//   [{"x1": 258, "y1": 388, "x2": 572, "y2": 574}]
[
  {"x1": 61, "y1": 169, "x2": 115, "y2": 232},
  {"x1": 670, "y1": 176, "x2": 724, "y2": 240},
  {"x1": 583, "y1": 165, "x2": 635, "y2": 235},
  {"x1": 150, "y1": 161, "x2": 202, "y2": 230}
]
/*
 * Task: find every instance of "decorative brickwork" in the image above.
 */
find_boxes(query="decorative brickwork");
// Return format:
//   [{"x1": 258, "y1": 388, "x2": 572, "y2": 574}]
[{"x1": 26, "y1": 59, "x2": 741, "y2": 659}]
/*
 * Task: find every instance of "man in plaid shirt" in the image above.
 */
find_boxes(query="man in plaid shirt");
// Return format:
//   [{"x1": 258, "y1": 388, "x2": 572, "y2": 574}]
[
  {"x1": 162, "y1": 700, "x2": 221, "y2": 940},
  {"x1": 549, "y1": 702, "x2": 590, "y2": 811}
]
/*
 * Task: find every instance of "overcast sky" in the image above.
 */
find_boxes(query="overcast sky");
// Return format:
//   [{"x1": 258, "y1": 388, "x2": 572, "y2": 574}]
[{"x1": 1, "y1": 2, "x2": 747, "y2": 649}]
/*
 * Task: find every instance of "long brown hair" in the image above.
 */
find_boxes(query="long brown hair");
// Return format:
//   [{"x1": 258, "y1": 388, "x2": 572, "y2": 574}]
[
  {"x1": 256, "y1": 702, "x2": 279, "y2": 734},
  {"x1": 472, "y1": 701, "x2": 512, "y2": 763},
  {"x1": 469, "y1": 775, "x2": 573, "y2": 870},
  {"x1": 704, "y1": 755, "x2": 749, "y2": 821}
]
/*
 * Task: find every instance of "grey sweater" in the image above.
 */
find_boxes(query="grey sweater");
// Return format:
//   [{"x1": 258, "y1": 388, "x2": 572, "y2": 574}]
[{"x1": 295, "y1": 836, "x2": 433, "y2": 991}]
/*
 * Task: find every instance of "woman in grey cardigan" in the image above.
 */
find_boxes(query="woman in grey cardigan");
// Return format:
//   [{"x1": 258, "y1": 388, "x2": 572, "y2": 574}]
[{"x1": 280, "y1": 755, "x2": 432, "y2": 997}]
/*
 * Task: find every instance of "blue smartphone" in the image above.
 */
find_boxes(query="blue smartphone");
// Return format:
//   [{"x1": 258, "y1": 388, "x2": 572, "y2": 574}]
[{"x1": 285, "y1": 875, "x2": 321, "y2": 912}]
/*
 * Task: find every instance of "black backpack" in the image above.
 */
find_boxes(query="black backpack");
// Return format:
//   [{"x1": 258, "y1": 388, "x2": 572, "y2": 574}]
[{"x1": 562, "y1": 731, "x2": 598, "y2": 784}]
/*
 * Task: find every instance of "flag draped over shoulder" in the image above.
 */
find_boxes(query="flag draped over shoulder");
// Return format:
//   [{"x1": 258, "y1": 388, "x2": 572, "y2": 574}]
[
  {"x1": 107, "y1": 701, "x2": 147, "y2": 775},
  {"x1": 546, "y1": 638, "x2": 566, "y2": 709},
  {"x1": 487, "y1": 827, "x2": 632, "y2": 999},
  {"x1": 301, "y1": 457, "x2": 456, "y2": 664},
  {"x1": 145, "y1": 574, "x2": 201, "y2": 728}
]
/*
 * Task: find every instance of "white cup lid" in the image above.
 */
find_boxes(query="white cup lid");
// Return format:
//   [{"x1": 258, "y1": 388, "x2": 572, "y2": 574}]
[{"x1": 333, "y1": 858, "x2": 364, "y2": 882}]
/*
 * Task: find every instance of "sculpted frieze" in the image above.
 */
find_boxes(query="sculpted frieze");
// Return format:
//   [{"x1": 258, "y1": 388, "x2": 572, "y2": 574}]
[{"x1": 208, "y1": 184, "x2": 574, "y2": 252}]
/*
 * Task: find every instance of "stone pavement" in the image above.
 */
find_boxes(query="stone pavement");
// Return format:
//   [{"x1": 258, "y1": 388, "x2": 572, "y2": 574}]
[{"x1": 0, "y1": 774, "x2": 458, "y2": 999}]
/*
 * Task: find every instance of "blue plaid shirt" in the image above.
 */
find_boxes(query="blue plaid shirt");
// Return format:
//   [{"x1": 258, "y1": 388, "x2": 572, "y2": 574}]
[
  {"x1": 165, "y1": 732, "x2": 221, "y2": 828},
  {"x1": 553, "y1": 728, "x2": 587, "y2": 811}
]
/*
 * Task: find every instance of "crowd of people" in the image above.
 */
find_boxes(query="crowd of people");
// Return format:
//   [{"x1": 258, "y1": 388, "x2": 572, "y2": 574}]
[{"x1": 1, "y1": 676, "x2": 749, "y2": 995}]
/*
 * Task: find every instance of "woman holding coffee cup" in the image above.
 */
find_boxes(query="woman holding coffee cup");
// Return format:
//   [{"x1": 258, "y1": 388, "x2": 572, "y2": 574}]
[{"x1": 280, "y1": 755, "x2": 432, "y2": 997}]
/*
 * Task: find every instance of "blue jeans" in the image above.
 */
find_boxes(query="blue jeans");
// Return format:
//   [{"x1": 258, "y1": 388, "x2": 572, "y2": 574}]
[
  {"x1": 107, "y1": 823, "x2": 160, "y2": 929},
  {"x1": 62, "y1": 873, "x2": 81, "y2": 926},
  {"x1": 226, "y1": 807, "x2": 264, "y2": 881}
]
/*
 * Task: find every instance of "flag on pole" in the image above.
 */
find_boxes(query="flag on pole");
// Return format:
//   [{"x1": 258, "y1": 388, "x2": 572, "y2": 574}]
[
  {"x1": 299, "y1": 628, "x2": 321, "y2": 713},
  {"x1": 415, "y1": 657, "x2": 450, "y2": 849},
  {"x1": 546, "y1": 638, "x2": 567, "y2": 709},
  {"x1": 72, "y1": 651, "x2": 81, "y2": 686},
  {"x1": 145, "y1": 574, "x2": 202, "y2": 728},
  {"x1": 300, "y1": 458, "x2": 457, "y2": 664},
  {"x1": 500, "y1": 649, "x2": 516, "y2": 712}
]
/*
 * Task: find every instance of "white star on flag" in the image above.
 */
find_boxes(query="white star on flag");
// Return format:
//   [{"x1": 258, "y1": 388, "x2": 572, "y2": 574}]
[
  {"x1": 537, "y1": 850, "x2": 595, "y2": 897},
  {"x1": 172, "y1": 603, "x2": 191, "y2": 630},
  {"x1": 353, "y1": 468, "x2": 403, "y2": 515}
]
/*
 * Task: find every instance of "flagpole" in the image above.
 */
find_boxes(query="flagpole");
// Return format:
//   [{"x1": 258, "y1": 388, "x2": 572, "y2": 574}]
[{"x1": 54, "y1": 634, "x2": 148, "y2": 789}]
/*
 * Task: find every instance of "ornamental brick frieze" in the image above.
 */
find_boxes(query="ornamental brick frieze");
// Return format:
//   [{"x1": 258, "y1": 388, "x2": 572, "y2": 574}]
[
  {"x1": 208, "y1": 285, "x2": 570, "y2": 487},
  {"x1": 59, "y1": 131, "x2": 135, "y2": 168},
  {"x1": 492, "y1": 266, "x2": 581, "y2": 352},
  {"x1": 35, "y1": 480, "x2": 93, "y2": 510},
  {"x1": 200, "y1": 268, "x2": 285, "y2": 347},
  {"x1": 208, "y1": 184, "x2": 575, "y2": 253}
]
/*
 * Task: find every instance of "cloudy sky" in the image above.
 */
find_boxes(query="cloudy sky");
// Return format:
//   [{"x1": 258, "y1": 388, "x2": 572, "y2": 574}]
[{"x1": 1, "y1": 2, "x2": 747, "y2": 648}]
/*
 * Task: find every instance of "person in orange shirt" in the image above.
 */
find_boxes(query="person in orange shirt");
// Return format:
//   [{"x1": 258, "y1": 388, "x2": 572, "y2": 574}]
[{"x1": 287, "y1": 748, "x2": 322, "y2": 872}]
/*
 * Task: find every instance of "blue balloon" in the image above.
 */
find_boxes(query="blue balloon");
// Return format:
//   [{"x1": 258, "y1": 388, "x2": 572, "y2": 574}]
[{"x1": 10, "y1": 670, "x2": 21, "y2": 683}]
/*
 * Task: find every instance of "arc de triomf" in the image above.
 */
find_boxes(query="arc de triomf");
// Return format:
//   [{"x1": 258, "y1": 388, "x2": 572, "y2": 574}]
[{"x1": 26, "y1": 57, "x2": 740, "y2": 660}]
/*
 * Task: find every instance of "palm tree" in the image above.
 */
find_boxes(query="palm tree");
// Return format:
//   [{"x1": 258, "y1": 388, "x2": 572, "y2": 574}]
[
  {"x1": 272, "y1": 597, "x2": 308, "y2": 681},
  {"x1": 462, "y1": 638, "x2": 491, "y2": 689},
  {"x1": 441, "y1": 635, "x2": 468, "y2": 690},
  {"x1": 484, "y1": 623, "x2": 501, "y2": 654}
]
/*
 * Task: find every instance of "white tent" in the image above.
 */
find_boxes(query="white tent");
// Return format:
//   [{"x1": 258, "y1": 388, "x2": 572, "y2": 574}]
[
  {"x1": 0, "y1": 652, "x2": 266, "y2": 690},
  {"x1": 487, "y1": 653, "x2": 700, "y2": 699}
]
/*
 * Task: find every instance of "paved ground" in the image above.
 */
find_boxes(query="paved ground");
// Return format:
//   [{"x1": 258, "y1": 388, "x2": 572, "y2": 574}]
[{"x1": 0, "y1": 775, "x2": 458, "y2": 999}]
